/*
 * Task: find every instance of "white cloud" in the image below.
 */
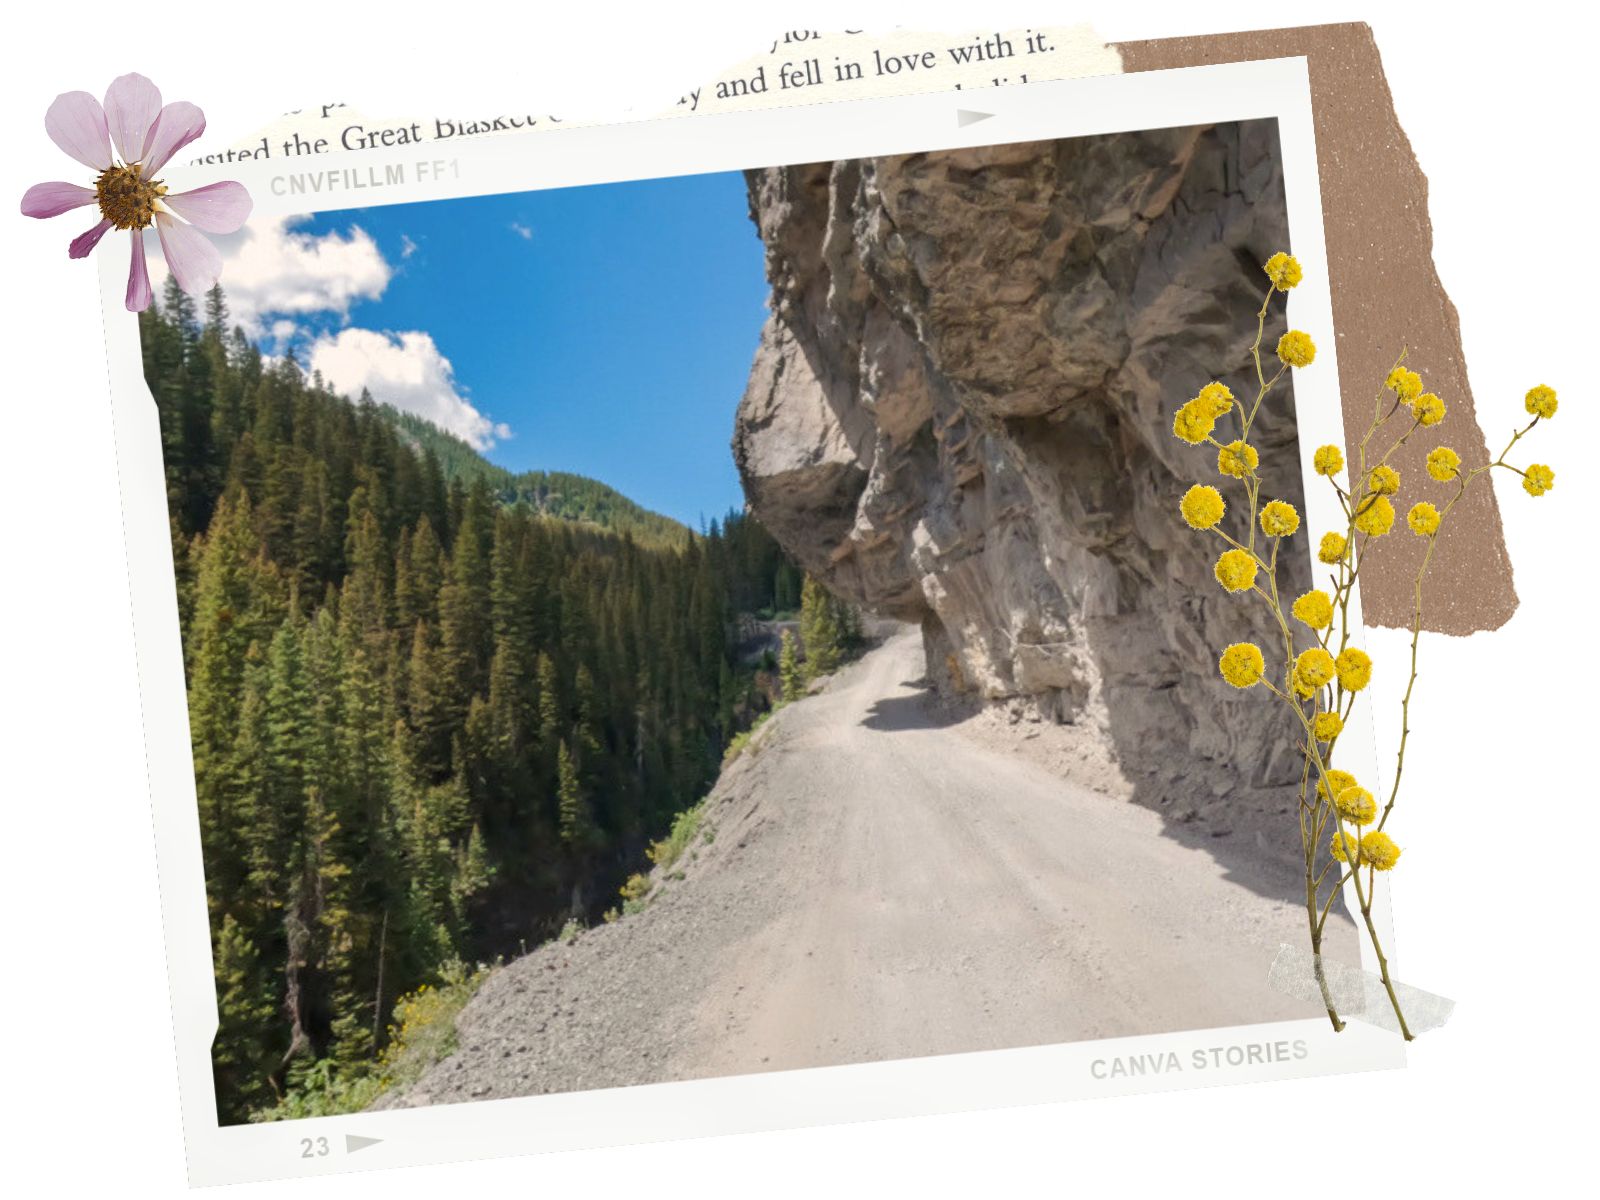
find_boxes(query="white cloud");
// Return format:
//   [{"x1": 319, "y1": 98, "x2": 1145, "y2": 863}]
[
  {"x1": 152, "y1": 215, "x2": 392, "y2": 335},
  {"x1": 307, "y1": 328, "x2": 510, "y2": 450},
  {"x1": 149, "y1": 216, "x2": 514, "y2": 446},
  {"x1": 509, "y1": 222, "x2": 534, "y2": 241}
]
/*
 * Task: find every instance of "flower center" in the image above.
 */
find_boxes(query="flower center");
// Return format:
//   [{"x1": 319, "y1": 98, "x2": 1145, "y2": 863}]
[{"x1": 95, "y1": 163, "x2": 166, "y2": 230}]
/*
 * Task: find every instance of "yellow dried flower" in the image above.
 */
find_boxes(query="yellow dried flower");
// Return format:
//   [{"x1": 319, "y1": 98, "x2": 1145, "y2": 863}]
[
  {"x1": 1335, "y1": 786, "x2": 1377, "y2": 826},
  {"x1": 1313, "y1": 444, "x2": 1344, "y2": 476},
  {"x1": 1330, "y1": 830, "x2": 1362, "y2": 864},
  {"x1": 1426, "y1": 446, "x2": 1461, "y2": 482},
  {"x1": 1412, "y1": 392, "x2": 1446, "y2": 427},
  {"x1": 1217, "y1": 440, "x2": 1259, "y2": 479},
  {"x1": 1524, "y1": 384, "x2": 1558, "y2": 420},
  {"x1": 1292, "y1": 589, "x2": 1334, "y2": 630},
  {"x1": 1180, "y1": 484, "x2": 1226, "y2": 530},
  {"x1": 1335, "y1": 647, "x2": 1373, "y2": 692},
  {"x1": 1360, "y1": 830, "x2": 1402, "y2": 871},
  {"x1": 1407, "y1": 501, "x2": 1441, "y2": 537},
  {"x1": 1523, "y1": 464, "x2": 1555, "y2": 497},
  {"x1": 1218, "y1": 642, "x2": 1266, "y2": 688},
  {"x1": 1214, "y1": 548, "x2": 1258, "y2": 593},
  {"x1": 1264, "y1": 252, "x2": 1303, "y2": 291},
  {"x1": 1317, "y1": 769, "x2": 1359, "y2": 803},
  {"x1": 1386, "y1": 367, "x2": 1423, "y2": 401},
  {"x1": 1354, "y1": 495, "x2": 1395, "y2": 537},
  {"x1": 1195, "y1": 382, "x2": 1235, "y2": 417},
  {"x1": 1260, "y1": 500, "x2": 1301, "y2": 538},
  {"x1": 1368, "y1": 464, "x2": 1401, "y2": 496},
  {"x1": 1292, "y1": 649, "x2": 1331, "y2": 684},
  {"x1": 1295, "y1": 647, "x2": 1336, "y2": 692},
  {"x1": 1312, "y1": 711, "x2": 1344, "y2": 741},
  {"x1": 1317, "y1": 532, "x2": 1348, "y2": 565},
  {"x1": 1172, "y1": 399, "x2": 1215, "y2": 445},
  {"x1": 1276, "y1": 330, "x2": 1316, "y2": 368}
]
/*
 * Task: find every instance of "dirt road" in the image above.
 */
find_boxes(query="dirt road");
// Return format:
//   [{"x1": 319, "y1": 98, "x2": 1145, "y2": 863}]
[{"x1": 380, "y1": 630, "x2": 1351, "y2": 1107}]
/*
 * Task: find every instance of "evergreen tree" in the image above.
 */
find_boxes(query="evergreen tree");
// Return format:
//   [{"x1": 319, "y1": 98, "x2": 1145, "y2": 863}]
[
  {"x1": 556, "y1": 739, "x2": 592, "y2": 849},
  {"x1": 211, "y1": 913, "x2": 278, "y2": 1120},
  {"x1": 799, "y1": 575, "x2": 844, "y2": 678},
  {"x1": 779, "y1": 629, "x2": 804, "y2": 702},
  {"x1": 406, "y1": 620, "x2": 452, "y2": 780},
  {"x1": 536, "y1": 651, "x2": 562, "y2": 779}
]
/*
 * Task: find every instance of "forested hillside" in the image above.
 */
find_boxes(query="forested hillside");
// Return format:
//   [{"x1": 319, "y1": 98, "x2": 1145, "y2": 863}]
[
  {"x1": 141, "y1": 282, "x2": 799, "y2": 1122},
  {"x1": 385, "y1": 409, "x2": 690, "y2": 549}
]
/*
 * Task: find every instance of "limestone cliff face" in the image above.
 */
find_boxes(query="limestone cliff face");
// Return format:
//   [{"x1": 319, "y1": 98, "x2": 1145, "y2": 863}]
[{"x1": 733, "y1": 120, "x2": 1312, "y2": 809}]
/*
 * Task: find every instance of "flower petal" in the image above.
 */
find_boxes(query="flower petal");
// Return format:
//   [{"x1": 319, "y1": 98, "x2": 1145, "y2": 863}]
[
  {"x1": 45, "y1": 91, "x2": 111, "y2": 171},
  {"x1": 142, "y1": 101, "x2": 205, "y2": 174},
  {"x1": 104, "y1": 73, "x2": 163, "y2": 164},
  {"x1": 155, "y1": 212, "x2": 221, "y2": 294},
  {"x1": 21, "y1": 181, "x2": 95, "y2": 219},
  {"x1": 126, "y1": 230, "x2": 153, "y2": 312},
  {"x1": 161, "y1": 181, "x2": 251, "y2": 234},
  {"x1": 69, "y1": 218, "x2": 113, "y2": 259}
]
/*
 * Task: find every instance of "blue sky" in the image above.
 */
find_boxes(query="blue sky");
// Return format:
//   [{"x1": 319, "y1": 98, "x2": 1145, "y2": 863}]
[{"x1": 233, "y1": 171, "x2": 771, "y2": 527}]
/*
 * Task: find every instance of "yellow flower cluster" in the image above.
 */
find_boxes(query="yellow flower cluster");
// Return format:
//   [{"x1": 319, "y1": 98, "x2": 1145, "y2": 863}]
[
  {"x1": 1313, "y1": 444, "x2": 1344, "y2": 476},
  {"x1": 1386, "y1": 367, "x2": 1422, "y2": 401},
  {"x1": 1407, "y1": 501, "x2": 1441, "y2": 537},
  {"x1": 1276, "y1": 330, "x2": 1316, "y2": 368},
  {"x1": 1180, "y1": 484, "x2": 1226, "y2": 530},
  {"x1": 1330, "y1": 830, "x2": 1362, "y2": 864},
  {"x1": 1368, "y1": 464, "x2": 1401, "y2": 496},
  {"x1": 1525, "y1": 384, "x2": 1558, "y2": 419},
  {"x1": 1218, "y1": 642, "x2": 1265, "y2": 688},
  {"x1": 1360, "y1": 831, "x2": 1402, "y2": 871},
  {"x1": 1317, "y1": 768, "x2": 1358, "y2": 803},
  {"x1": 1197, "y1": 382, "x2": 1235, "y2": 413},
  {"x1": 1172, "y1": 405, "x2": 1210, "y2": 445},
  {"x1": 1317, "y1": 532, "x2": 1347, "y2": 564},
  {"x1": 1426, "y1": 446, "x2": 1461, "y2": 482},
  {"x1": 1264, "y1": 252, "x2": 1303, "y2": 291},
  {"x1": 1171, "y1": 382, "x2": 1236, "y2": 445},
  {"x1": 1292, "y1": 589, "x2": 1334, "y2": 630},
  {"x1": 1335, "y1": 647, "x2": 1372, "y2": 692},
  {"x1": 1217, "y1": 439, "x2": 1259, "y2": 479},
  {"x1": 1312, "y1": 711, "x2": 1343, "y2": 741},
  {"x1": 1214, "y1": 548, "x2": 1258, "y2": 593},
  {"x1": 1412, "y1": 392, "x2": 1446, "y2": 427},
  {"x1": 1294, "y1": 647, "x2": 1336, "y2": 694},
  {"x1": 1329, "y1": 827, "x2": 1400, "y2": 870},
  {"x1": 1260, "y1": 500, "x2": 1300, "y2": 538},
  {"x1": 1523, "y1": 464, "x2": 1555, "y2": 497},
  {"x1": 1354, "y1": 495, "x2": 1395, "y2": 537},
  {"x1": 1335, "y1": 786, "x2": 1377, "y2": 826}
]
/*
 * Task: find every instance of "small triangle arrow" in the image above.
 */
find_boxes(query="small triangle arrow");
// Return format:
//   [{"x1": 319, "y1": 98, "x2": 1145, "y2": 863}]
[
  {"x1": 956, "y1": 110, "x2": 994, "y2": 127},
  {"x1": 345, "y1": 1134, "x2": 383, "y2": 1154}
]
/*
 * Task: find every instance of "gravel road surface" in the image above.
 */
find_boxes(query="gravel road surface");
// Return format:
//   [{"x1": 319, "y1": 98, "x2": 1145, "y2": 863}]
[{"x1": 377, "y1": 629, "x2": 1351, "y2": 1108}]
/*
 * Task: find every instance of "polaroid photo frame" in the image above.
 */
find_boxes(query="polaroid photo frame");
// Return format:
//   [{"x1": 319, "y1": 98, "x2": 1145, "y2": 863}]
[{"x1": 102, "y1": 55, "x2": 1406, "y2": 1186}]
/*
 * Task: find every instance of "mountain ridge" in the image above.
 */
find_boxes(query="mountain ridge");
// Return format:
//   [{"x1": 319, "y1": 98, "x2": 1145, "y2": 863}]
[{"x1": 383, "y1": 405, "x2": 691, "y2": 549}]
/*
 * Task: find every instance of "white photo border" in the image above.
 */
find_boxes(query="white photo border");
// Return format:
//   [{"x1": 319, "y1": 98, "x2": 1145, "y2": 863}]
[{"x1": 100, "y1": 56, "x2": 1406, "y2": 1187}]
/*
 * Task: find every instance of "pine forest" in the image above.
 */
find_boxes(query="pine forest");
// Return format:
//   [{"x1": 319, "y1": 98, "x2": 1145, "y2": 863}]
[{"x1": 140, "y1": 283, "x2": 831, "y2": 1122}]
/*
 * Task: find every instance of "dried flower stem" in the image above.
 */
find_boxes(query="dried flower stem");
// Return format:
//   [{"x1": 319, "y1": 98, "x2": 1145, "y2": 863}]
[{"x1": 1179, "y1": 253, "x2": 1555, "y2": 1040}]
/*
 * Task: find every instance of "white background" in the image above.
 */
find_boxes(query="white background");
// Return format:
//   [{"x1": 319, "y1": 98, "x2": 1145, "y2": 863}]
[{"x1": 0, "y1": 2, "x2": 1593, "y2": 1195}]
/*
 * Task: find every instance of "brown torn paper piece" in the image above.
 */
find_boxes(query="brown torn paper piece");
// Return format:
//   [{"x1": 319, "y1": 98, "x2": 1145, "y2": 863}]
[{"x1": 1120, "y1": 24, "x2": 1516, "y2": 634}]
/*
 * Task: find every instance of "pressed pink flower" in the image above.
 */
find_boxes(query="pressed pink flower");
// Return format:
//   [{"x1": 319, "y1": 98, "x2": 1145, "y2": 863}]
[{"x1": 20, "y1": 73, "x2": 251, "y2": 312}]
